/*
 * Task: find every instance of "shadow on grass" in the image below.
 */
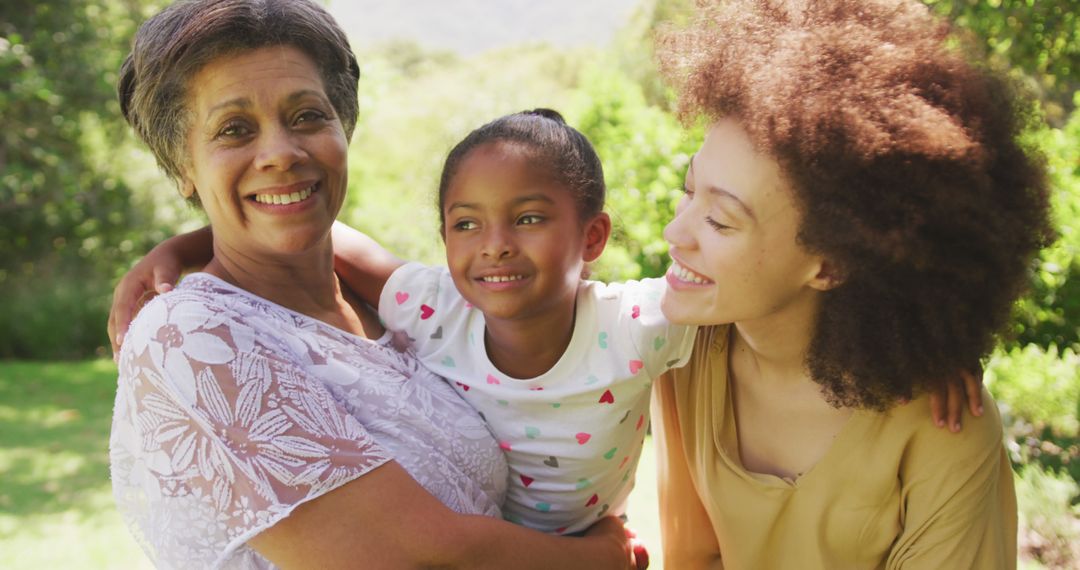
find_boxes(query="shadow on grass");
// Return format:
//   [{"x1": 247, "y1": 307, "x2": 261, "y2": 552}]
[{"x1": 0, "y1": 360, "x2": 119, "y2": 525}]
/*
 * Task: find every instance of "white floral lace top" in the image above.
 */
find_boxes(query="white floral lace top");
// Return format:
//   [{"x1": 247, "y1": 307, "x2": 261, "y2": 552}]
[{"x1": 110, "y1": 273, "x2": 508, "y2": 569}]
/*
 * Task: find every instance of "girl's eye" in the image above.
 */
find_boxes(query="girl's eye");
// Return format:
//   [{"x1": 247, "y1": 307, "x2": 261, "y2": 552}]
[
  {"x1": 706, "y1": 217, "x2": 733, "y2": 232},
  {"x1": 453, "y1": 220, "x2": 478, "y2": 231},
  {"x1": 517, "y1": 214, "x2": 543, "y2": 225}
]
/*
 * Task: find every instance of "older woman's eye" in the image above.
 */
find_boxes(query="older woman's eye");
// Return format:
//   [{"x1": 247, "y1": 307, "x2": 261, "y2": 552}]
[
  {"x1": 295, "y1": 110, "x2": 328, "y2": 125},
  {"x1": 217, "y1": 122, "x2": 251, "y2": 138}
]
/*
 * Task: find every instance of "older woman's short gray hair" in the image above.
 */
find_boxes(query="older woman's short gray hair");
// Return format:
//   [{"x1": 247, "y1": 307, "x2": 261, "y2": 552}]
[{"x1": 118, "y1": 0, "x2": 360, "y2": 188}]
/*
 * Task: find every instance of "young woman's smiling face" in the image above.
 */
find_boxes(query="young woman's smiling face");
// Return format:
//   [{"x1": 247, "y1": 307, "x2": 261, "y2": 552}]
[
  {"x1": 442, "y1": 141, "x2": 607, "y2": 324},
  {"x1": 181, "y1": 45, "x2": 348, "y2": 259},
  {"x1": 661, "y1": 119, "x2": 828, "y2": 327}
]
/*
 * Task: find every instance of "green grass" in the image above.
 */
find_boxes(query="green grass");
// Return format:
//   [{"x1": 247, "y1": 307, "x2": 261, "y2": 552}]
[
  {"x1": 0, "y1": 360, "x2": 149, "y2": 569},
  {"x1": 0, "y1": 359, "x2": 664, "y2": 568}
]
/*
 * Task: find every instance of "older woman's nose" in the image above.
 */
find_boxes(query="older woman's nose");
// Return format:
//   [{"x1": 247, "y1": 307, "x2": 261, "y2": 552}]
[{"x1": 254, "y1": 127, "x2": 308, "y2": 171}]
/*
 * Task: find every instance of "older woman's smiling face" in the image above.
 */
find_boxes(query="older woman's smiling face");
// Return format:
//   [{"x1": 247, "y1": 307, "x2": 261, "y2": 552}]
[{"x1": 181, "y1": 45, "x2": 348, "y2": 258}]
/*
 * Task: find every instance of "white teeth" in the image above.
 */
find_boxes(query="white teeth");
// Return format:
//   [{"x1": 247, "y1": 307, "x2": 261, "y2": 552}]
[
  {"x1": 254, "y1": 185, "x2": 315, "y2": 205},
  {"x1": 481, "y1": 275, "x2": 524, "y2": 283},
  {"x1": 671, "y1": 261, "x2": 711, "y2": 284}
]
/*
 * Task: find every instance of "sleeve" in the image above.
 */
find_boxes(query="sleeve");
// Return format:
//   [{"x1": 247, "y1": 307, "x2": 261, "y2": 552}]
[
  {"x1": 621, "y1": 277, "x2": 698, "y2": 377},
  {"x1": 651, "y1": 369, "x2": 725, "y2": 570},
  {"x1": 886, "y1": 390, "x2": 1018, "y2": 570},
  {"x1": 109, "y1": 294, "x2": 392, "y2": 569},
  {"x1": 378, "y1": 262, "x2": 460, "y2": 352}
]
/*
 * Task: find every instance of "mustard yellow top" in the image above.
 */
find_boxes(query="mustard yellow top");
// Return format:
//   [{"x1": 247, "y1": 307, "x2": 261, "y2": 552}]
[{"x1": 652, "y1": 326, "x2": 1017, "y2": 570}]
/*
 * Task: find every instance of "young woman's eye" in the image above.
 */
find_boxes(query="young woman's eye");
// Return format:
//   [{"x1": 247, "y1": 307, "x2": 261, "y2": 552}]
[
  {"x1": 706, "y1": 217, "x2": 732, "y2": 232},
  {"x1": 517, "y1": 214, "x2": 544, "y2": 225},
  {"x1": 681, "y1": 183, "x2": 694, "y2": 198}
]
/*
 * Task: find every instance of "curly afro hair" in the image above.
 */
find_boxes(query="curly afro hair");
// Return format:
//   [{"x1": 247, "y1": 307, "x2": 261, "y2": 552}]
[{"x1": 658, "y1": 0, "x2": 1054, "y2": 409}]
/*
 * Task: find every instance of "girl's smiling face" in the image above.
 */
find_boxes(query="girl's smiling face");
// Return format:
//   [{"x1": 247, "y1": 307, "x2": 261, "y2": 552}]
[
  {"x1": 181, "y1": 45, "x2": 348, "y2": 259},
  {"x1": 661, "y1": 119, "x2": 830, "y2": 327},
  {"x1": 442, "y1": 141, "x2": 609, "y2": 324}
]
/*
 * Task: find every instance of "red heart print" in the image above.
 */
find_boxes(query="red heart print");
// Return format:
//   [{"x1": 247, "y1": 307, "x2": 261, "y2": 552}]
[
  {"x1": 585, "y1": 493, "x2": 599, "y2": 507},
  {"x1": 420, "y1": 304, "x2": 435, "y2": 319},
  {"x1": 520, "y1": 475, "x2": 534, "y2": 487},
  {"x1": 619, "y1": 456, "x2": 629, "y2": 469},
  {"x1": 456, "y1": 382, "x2": 470, "y2": 392},
  {"x1": 395, "y1": 291, "x2": 409, "y2": 305},
  {"x1": 556, "y1": 527, "x2": 567, "y2": 534},
  {"x1": 575, "y1": 432, "x2": 591, "y2": 445},
  {"x1": 629, "y1": 360, "x2": 644, "y2": 374},
  {"x1": 631, "y1": 305, "x2": 641, "y2": 319},
  {"x1": 598, "y1": 389, "x2": 615, "y2": 404},
  {"x1": 636, "y1": 414, "x2": 644, "y2": 430},
  {"x1": 499, "y1": 441, "x2": 512, "y2": 451},
  {"x1": 487, "y1": 374, "x2": 501, "y2": 385}
]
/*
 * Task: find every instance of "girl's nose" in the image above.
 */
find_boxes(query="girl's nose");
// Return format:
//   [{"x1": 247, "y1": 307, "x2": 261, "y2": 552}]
[
  {"x1": 481, "y1": 226, "x2": 518, "y2": 259},
  {"x1": 254, "y1": 126, "x2": 308, "y2": 172}
]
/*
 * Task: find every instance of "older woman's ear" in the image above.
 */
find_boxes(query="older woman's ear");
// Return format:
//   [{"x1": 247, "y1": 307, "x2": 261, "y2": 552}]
[{"x1": 179, "y1": 178, "x2": 196, "y2": 199}]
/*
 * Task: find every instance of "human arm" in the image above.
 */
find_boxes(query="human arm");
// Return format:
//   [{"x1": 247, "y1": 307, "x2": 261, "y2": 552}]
[
  {"x1": 108, "y1": 225, "x2": 212, "y2": 353},
  {"x1": 651, "y1": 371, "x2": 725, "y2": 570},
  {"x1": 111, "y1": 294, "x2": 635, "y2": 570},
  {"x1": 886, "y1": 390, "x2": 1017, "y2": 569},
  {"x1": 331, "y1": 220, "x2": 404, "y2": 307},
  {"x1": 249, "y1": 461, "x2": 636, "y2": 569}
]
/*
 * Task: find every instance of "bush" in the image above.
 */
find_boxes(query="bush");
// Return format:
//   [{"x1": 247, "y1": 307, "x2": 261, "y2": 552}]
[{"x1": 1016, "y1": 464, "x2": 1080, "y2": 568}]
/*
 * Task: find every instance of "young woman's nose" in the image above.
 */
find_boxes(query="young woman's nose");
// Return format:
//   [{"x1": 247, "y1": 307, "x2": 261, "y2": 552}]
[
  {"x1": 663, "y1": 195, "x2": 696, "y2": 250},
  {"x1": 254, "y1": 126, "x2": 308, "y2": 172}
]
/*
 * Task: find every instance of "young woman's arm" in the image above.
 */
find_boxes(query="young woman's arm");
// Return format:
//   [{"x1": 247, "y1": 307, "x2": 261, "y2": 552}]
[{"x1": 651, "y1": 371, "x2": 725, "y2": 570}]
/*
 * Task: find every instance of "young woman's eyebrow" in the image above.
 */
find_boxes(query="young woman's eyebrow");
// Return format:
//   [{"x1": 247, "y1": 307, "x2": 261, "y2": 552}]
[{"x1": 688, "y1": 154, "x2": 757, "y2": 221}]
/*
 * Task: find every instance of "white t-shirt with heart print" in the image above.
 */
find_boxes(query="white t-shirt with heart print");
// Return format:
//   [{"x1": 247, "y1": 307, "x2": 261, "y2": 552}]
[{"x1": 379, "y1": 262, "x2": 696, "y2": 534}]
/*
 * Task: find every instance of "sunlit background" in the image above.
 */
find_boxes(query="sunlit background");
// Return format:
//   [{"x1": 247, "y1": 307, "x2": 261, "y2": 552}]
[{"x1": 1, "y1": 0, "x2": 1077, "y2": 567}]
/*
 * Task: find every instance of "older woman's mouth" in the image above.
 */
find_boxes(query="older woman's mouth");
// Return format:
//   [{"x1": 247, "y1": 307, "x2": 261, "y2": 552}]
[{"x1": 251, "y1": 183, "x2": 317, "y2": 206}]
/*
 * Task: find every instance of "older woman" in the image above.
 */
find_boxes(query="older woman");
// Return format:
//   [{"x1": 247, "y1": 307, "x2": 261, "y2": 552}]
[
  {"x1": 650, "y1": 0, "x2": 1052, "y2": 568},
  {"x1": 109, "y1": 1, "x2": 637, "y2": 568}
]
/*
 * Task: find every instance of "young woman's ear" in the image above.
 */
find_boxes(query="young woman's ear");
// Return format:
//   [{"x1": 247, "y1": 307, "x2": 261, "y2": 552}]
[
  {"x1": 582, "y1": 212, "x2": 612, "y2": 263},
  {"x1": 808, "y1": 259, "x2": 845, "y2": 291}
]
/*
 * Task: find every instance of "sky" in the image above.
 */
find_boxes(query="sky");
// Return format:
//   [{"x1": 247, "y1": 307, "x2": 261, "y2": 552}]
[{"x1": 326, "y1": 0, "x2": 645, "y2": 56}]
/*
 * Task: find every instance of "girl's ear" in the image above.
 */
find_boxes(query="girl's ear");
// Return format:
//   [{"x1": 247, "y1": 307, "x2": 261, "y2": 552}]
[
  {"x1": 808, "y1": 259, "x2": 844, "y2": 291},
  {"x1": 582, "y1": 212, "x2": 612, "y2": 263}
]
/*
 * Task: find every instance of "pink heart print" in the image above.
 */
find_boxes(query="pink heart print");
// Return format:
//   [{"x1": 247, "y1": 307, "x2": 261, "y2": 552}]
[
  {"x1": 629, "y1": 360, "x2": 644, "y2": 374},
  {"x1": 631, "y1": 305, "x2": 641, "y2": 319},
  {"x1": 575, "y1": 432, "x2": 591, "y2": 445},
  {"x1": 420, "y1": 304, "x2": 435, "y2": 319},
  {"x1": 395, "y1": 291, "x2": 409, "y2": 305},
  {"x1": 487, "y1": 374, "x2": 500, "y2": 385}
]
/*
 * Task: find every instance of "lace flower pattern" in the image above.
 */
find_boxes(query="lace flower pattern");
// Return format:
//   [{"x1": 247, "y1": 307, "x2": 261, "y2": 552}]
[{"x1": 111, "y1": 274, "x2": 507, "y2": 569}]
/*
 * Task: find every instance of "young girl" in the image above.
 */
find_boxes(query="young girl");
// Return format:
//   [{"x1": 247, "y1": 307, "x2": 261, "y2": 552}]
[{"x1": 109, "y1": 109, "x2": 981, "y2": 535}]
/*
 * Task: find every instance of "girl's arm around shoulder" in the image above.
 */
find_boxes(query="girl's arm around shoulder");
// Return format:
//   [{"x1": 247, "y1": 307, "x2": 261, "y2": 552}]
[
  {"x1": 332, "y1": 220, "x2": 406, "y2": 307},
  {"x1": 887, "y1": 389, "x2": 1017, "y2": 569}
]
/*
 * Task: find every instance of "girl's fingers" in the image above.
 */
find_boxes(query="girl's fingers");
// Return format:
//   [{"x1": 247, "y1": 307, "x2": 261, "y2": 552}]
[
  {"x1": 964, "y1": 369, "x2": 985, "y2": 416},
  {"x1": 929, "y1": 387, "x2": 947, "y2": 428},
  {"x1": 946, "y1": 379, "x2": 963, "y2": 432}
]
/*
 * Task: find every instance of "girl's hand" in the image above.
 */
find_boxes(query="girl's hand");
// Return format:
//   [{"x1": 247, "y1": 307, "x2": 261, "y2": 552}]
[
  {"x1": 108, "y1": 248, "x2": 182, "y2": 357},
  {"x1": 928, "y1": 367, "x2": 984, "y2": 432},
  {"x1": 108, "y1": 227, "x2": 214, "y2": 357}
]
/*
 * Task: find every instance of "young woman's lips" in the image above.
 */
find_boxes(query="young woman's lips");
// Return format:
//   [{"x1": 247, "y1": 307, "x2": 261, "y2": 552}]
[
  {"x1": 666, "y1": 259, "x2": 714, "y2": 290},
  {"x1": 248, "y1": 181, "x2": 319, "y2": 214}
]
